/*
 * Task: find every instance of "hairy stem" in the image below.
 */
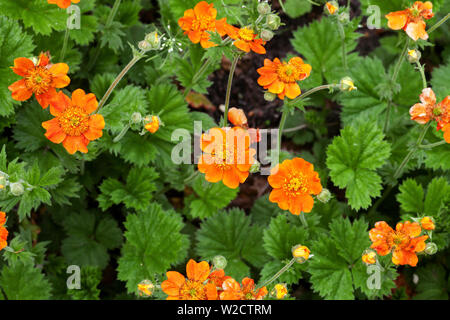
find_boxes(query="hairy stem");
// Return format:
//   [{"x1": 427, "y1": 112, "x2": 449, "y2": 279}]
[
  {"x1": 60, "y1": 27, "x2": 70, "y2": 61},
  {"x1": 277, "y1": 108, "x2": 288, "y2": 157},
  {"x1": 337, "y1": 22, "x2": 348, "y2": 70},
  {"x1": 259, "y1": 258, "x2": 296, "y2": 289},
  {"x1": 419, "y1": 140, "x2": 446, "y2": 149},
  {"x1": 300, "y1": 213, "x2": 308, "y2": 228},
  {"x1": 221, "y1": 56, "x2": 239, "y2": 127},
  {"x1": 416, "y1": 61, "x2": 427, "y2": 89},
  {"x1": 427, "y1": 13, "x2": 450, "y2": 34}
]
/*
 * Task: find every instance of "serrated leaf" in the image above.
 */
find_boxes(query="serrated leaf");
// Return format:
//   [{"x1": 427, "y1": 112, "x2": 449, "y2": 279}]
[
  {"x1": 424, "y1": 177, "x2": 449, "y2": 216},
  {"x1": 397, "y1": 179, "x2": 425, "y2": 213},
  {"x1": 117, "y1": 203, "x2": 189, "y2": 293},
  {"x1": 326, "y1": 122, "x2": 391, "y2": 210},
  {"x1": 281, "y1": 0, "x2": 312, "y2": 18},
  {"x1": 414, "y1": 264, "x2": 449, "y2": 300}
]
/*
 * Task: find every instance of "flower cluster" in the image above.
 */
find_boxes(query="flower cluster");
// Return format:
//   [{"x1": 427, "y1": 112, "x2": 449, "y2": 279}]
[
  {"x1": 409, "y1": 88, "x2": 450, "y2": 143},
  {"x1": 0, "y1": 211, "x2": 8, "y2": 251},
  {"x1": 161, "y1": 259, "x2": 268, "y2": 300},
  {"x1": 368, "y1": 220, "x2": 431, "y2": 266},
  {"x1": 8, "y1": 53, "x2": 104, "y2": 154},
  {"x1": 386, "y1": 1, "x2": 434, "y2": 41}
]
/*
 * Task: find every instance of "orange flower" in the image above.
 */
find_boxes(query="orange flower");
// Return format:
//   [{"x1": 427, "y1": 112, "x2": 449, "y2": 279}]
[
  {"x1": 228, "y1": 107, "x2": 248, "y2": 127},
  {"x1": 420, "y1": 216, "x2": 435, "y2": 230},
  {"x1": 268, "y1": 158, "x2": 322, "y2": 215},
  {"x1": 220, "y1": 277, "x2": 268, "y2": 300},
  {"x1": 144, "y1": 115, "x2": 160, "y2": 134},
  {"x1": 161, "y1": 259, "x2": 218, "y2": 300},
  {"x1": 362, "y1": 251, "x2": 377, "y2": 265},
  {"x1": 325, "y1": 2, "x2": 338, "y2": 15},
  {"x1": 0, "y1": 211, "x2": 7, "y2": 251},
  {"x1": 369, "y1": 221, "x2": 428, "y2": 267},
  {"x1": 42, "y1": 89, "x2": 105, "y2": 154},
  {"x1": 292, "y1": 245, "x2": 310, "y2": 262},
  {"x1": 257, "y1": 57, "x2": 311, "y2": 100},
  {"x1": 178, "y1": 1, "x2": 231, "y2": 48},
  {"x1": 227, "y1": 26, "x2": 266, "y2": 54},
  {"x1": 8, "y1": 53, "x2": 70, "y2": 109},
  {"x1": 385, "y1": 1, "x2": 434, "y2": 41},
  {"x1": 47, "y1": 0, "x2": 80, "y2": 9},
  {"x1": 198, "y1": 127, "x2": 256, "y2": 189}
]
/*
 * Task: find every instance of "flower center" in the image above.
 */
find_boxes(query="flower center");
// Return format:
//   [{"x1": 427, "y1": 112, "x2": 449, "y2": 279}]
[
  {"x1": 192, "y1": 16, "x2": 215, "y2": 31},
  {"x1": 393, "y1": 232, "x2": 408, "y2": 246},
  {"x1": 277, "y1": 64, "x2": 299, "y2": 83},
  {"x1": 284, "y1": 174, "x2": 309, "y2": 195},
  {"x1": 58, "y1": 106, "x2": 89, "y2": 136},
  {"x1": 238, "y1": 28, "x2": 255, "y2": 41},
  {"x1": 25, "y1": 67, "x2": 52, "y2": 95},
  {"x1": 179, "y1": 280, "x2": 207, "y2": 300}
]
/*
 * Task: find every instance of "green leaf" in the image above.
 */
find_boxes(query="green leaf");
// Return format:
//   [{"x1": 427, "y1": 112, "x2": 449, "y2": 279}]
[
  {"x1": 0, "y1": 262, "x2": 52, "y2": 300},
  {"x1": 0, "y1": 0, "x2": 66, "y2": 35},
  {"x1": 97, "y1": 167, "x2": 159, "y2": 211},
  {"x1": 68, "y1": 1, "x2": 99, "y2": 45},
  {"x1": 397, "y1": 179, "x2": 425, "y2": 213},
  {"x1": 326, "y1": 122, "x2": 391, "y2": 210},
  {"x1": 67, "y1": 266, "x2": 102, "y2": 300},
  {"x1": 0, "y1": 15, "x2": 35, "y2": 116},
  {"x1": 185, "y1": 175, "x2": 239, "y2": 219},
  {"x1": 308, "y1": 235, "x2": 355, "y2": 300},
  {"x1": 281, "y1": 0, "x2": 312, "y2": 18},
  {"x1": 117, "y1": 203, "x2": 189, "y2": 293},
  {"x1": 414, "y1": 264, "x2": 449, "y2": 300},
  {"x1": 61, "y1": 212, "x2": 123, "y2": 269},
  {"x1": 431, "y1": 62, "x2": 450, "y2": 101},
  {"x1": 424, "y1": 177, "x2": 449, "y2": 216},
  {"x1": 196, "y1": 208, "x2": 268, "y2": 281}
]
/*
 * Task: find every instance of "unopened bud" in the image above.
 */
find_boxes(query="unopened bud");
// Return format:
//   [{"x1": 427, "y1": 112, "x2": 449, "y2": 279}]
[
  {"x1": 249, "y1": 161, "x2": 261, "y2": 173},
  {"x1": 292, "y1": 244, "x2": 310, "y2": 263},
  {"x1": 131, "y1": 112, "x2": 142, "y2": 124},
  {"x1": 362, "y1": 249, "x2": 377, "y2": 265},
  {"x1": 407, "y1": 49, "x2": 421, "y2": 63},
  {"x1": 145, "y1": 31, "x2": 161, "y2": 50},
  {"x1": 317, "y1": 188, "x2": 331, "y2": 203},
  {"x1": 137, "y1": 280, "x2": 154, "y2": 297},
  {"x1": 257, "y1": 2, "x2": 271, "y2": 15},
  {"x1": 266, "y1": 14, "x2": 281, "y2": 30},
  {"x1": 212, "y1": 255, "x2": 227, "y2": 269},
  {"x1": 325, "y1": 1, "x2": 339, "y2": 15},
  {"x1": 271, "y1": 283, "x2": 288, "y2": 299},
  {"x1": 340, "y1": 77, "x2": 357, "y2": 92},
  {"x1": 338, "y1": 11, "x2": 350, "y2": 24},
  {"x1": 10, "y1": 182, "x2": 24, "y2": 196},
  {"x1": 420, "y1": 216, "x2": 435, "y2": 230},
  {"x1": 424, "y1": 242, "x2": 437, "y2": 255},
  {"x1": 264, "y1": 91, "x2": 277, "y2": 102},
  {"x1": 138, "y1": 40, "x2": 150, "y2": 51},
  {"x1": 260, "y1": 29, "x2": 274, "y2": 41}
]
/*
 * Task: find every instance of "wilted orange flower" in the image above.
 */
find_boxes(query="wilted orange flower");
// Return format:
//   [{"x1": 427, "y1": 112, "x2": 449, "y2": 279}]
[
  {"x1": 362, "y1": 251, "x2": 377, "y2": 265},
  {"x1": 161, "y1": 259, "x2": 218, "y2": 300},
  {"x1": 386, "y1": 1, "x2": 434, "y2": 41},
  {"x1": 178, "y1": 1, "x2": 231, "y2": 48},
  {"x1": 369, "y1": 221, "x2": 428, "y2": 267},
  {"x1": 268, "y1": 158, "x2": 322, "y2": 215},
  {"x1": 420, "y1": 216, "x2": 435, "y2": 230},
  {"x1": 0, "y1": 211, "x2": 7, "y2": 251},
  {"x1": 42, "y1": 89, "x2": 105, "y2": 154},
  {"x1": 47, "y1": 0, "x2": 80, "y2": 9},
  {"x1": 220, "y1": 277, "x2": 268, "y2": 300},
  {"x1": 227, "y1": 26, "x2": 266, "y2": 54},
  {"x1": 8, "y1": 53, "x2": 70, "y2": 109},
  {"x1": 145, "y1": 115, "x2": 160, "y2": 134},
  {"x1": 198, "y1": 127, "x2": 256, "y2": 189},
  {"x1": 257, "y1": 57, "x2": 311, "y2": 100}
]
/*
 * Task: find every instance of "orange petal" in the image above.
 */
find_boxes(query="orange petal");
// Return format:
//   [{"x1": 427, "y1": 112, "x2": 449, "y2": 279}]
[
  {"x1": 83, "y1": 93, "x2": 99, "y2": 114},
  {"x1": 234, "y1": 40, "x2": 251, "y2": 53},
  {"x1": 49, "y1": 63, "x2": 69, "y2": 76},
  {"x1": 285, "y1": 83, "x2": 301, "y2": 99},
  {"x1": 62, "y1": 135, "x2": 89, "y2": 154},
  {"x1": 419, "y1": 87, "x2": 436, "y2": 106},
  {"x1": 83, "y1": 114, "x2": 105, "y2": 141},
  {"x1": 43, "y1": 118, "x2": 66, "y2": 144},
  {"x1": 222, "y1": 168, "x2": 240, "y2": 189},
  {"x1": 11, "y1": 57, "x2": 34, "y2": 77},
  {"x1": 268, "y1": 79, "x2": 285, "y2": 94},
  {"x1": 405, "y1": 20, "x2": 428, "y2": 41},
  {"x1": 257, "y1": 72, "x2": 277, "y2": 86},
  {"x1": 36, "y1": 88, "x2": 57, "y2": 109},
  {"x1": 186, "y1": 259, "x2": 210, "y2": 282},
  {"x1": 409, "y1": 103, "x2": 430, "y2": 124},
  {"x1": 194, "y1": 1, "x2": 214, "y2": 18},
  {"x1": 71, "y1": 89, "x2": 87, "y2": 107},
  {"x1": 204, "y1": 165, "x2": 223, "y2": 183},
  {"x1": 386, "y1": 11, "x2": 408, "y2": 30},
  {"x1": 166, "y1": 271, "x2": 186, "y2": 288},
  {"x1": 269, "y1": 188, "x2": 289, "y2": 210},
  {"x1": 49, "y1": 91, "x2": 71, "y2": 116},
  {"x1": 249, "y1": 41, "x2": 266, "y2": 54},
  {"x1": 8, "y1": 79, "x2": 32, "y2": 101}
]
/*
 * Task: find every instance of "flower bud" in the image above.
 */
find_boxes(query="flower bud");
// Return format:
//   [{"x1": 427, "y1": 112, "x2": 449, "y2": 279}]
[
  {"x1": 138, "y1": 40, "x2": 150, "y2": 51},
  {"x1": 266, "y1": 14, "x2": 281, "y2": 30},
  {"x1": 362, "y1": 249, "x2": 377, "y2": 265},
  {"x1": 340, "y1": 77, "x2": 357, "y2": 92},
  {"x1": 10, "y1": 182, "x2": 24, "y2": 196},
  {"x1": 292, "y1": 244, "x2": 310, "y2": 263},
  {"x1": 424, "y1": 242, "x2": 437, "y2": 255},
  {"x1": 212, "y1": 255, "x2": 227, "y2": 269},
  {"x1": 260, "y1": 29, "x2": 274, "y2": 42},
  {"x1": 420, "y1": 216, "x2": 435, "y2": 230},
  {"x1": 325, "y1": 1, "x2": 339, "y2": 15},
  {"x1": 249, "y1": 160, "x2": 261, "y2": 173},
  {"x1": 257, "y1": 2, "x2": 271, "y2": 15},
  {"x1": 0, "y1": 174, "x2": 6, "y2": 189},
  {"x1": 145, "y1": 115, "x2": 160, "y2": 134},
  {"x1": 337, "y1": 11, "x2": 350, "y2": 24},
  {"x1": 271, "y1": 283, "x2": 288, "y2": 299},
  {"x1": 137, "y1": 280, "x2": 154, "y2": 297},
  {"x1": 131, "y1": 112, "x2": 142, "y2": 124},
  {"x1": 317, "y1": 188, "x2": 331, "y2": 203},
  {"x1": 407, "y1": 49, "x2": 421, "y2": 63},
  {"x1": 264, "y1": 91, "x2": 277, "y2": 102},
  {"x1": 145, "y1": 31, "x2": 161, "y2": 50}
]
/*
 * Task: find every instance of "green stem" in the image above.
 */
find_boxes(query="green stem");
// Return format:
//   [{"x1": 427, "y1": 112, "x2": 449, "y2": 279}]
[
  {"x1": 427, "y1": 13, "x2": 450, "y2": 34},
  {"x1": 60, "y1": 26, "x2": 70, "y2": 61},
  {"x1": 183, "y1": 58, "x2": 213, "y2": 98},
  {"x1": 221, "y1": 56, "x2": 239, "y2": 127},
  {"x1": 416, "y1": 61, "x2": 427, "y2": 89},
  {"x1": 289, "y1": 84, "x2": 336, "y2": 105},
  {"x1": 87, "y1": 0, "x2": 122, "y2": 71},
  {"x1": 393, "y1": 122, "x2": 431, "y2": 180},
  {"x1": 299, "y1": 213, "x2": 308, "y2": 228},
  {"x1": 96, "y1": 54, "x2": 142, "y2": 113},
  {"x1": 259, "y1": 258, "x2": 296, "y2": 289},
  {"x1": 113, "y1": 123, "x2": 131, "y2": 142},
  {"x1": 337, "y1": 22, "x2": 348, "y2": 70},
  {"x1": 419, "y1": 140, "x2": 446, "y2": 149},
  {"x1": 277, "y1": 107, "x2": 288, "y2": 157}
]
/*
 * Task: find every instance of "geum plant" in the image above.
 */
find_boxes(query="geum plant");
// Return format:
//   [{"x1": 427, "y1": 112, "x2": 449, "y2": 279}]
[{"x1": 0, "y1": 0, "x2": 449, "y2": 301}]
